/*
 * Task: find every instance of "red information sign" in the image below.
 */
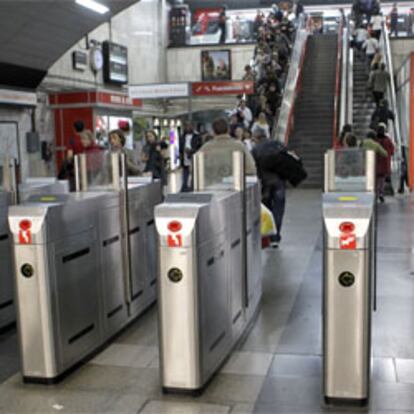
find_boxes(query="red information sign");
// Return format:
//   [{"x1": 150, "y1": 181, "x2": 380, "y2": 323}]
[
  {"x1": 168, "y1": 234, "x2": 182, "y2": 248},
  {"x1": 192, "y1": 81, "x2": 254, "y2": 96},
  {"x1": 340, "y1": 233, "x2": 356, "y2": 250}
]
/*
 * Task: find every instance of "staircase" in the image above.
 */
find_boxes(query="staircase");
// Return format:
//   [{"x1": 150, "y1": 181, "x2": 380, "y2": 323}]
[
  {"x1": 287, "y1": 34, "x2": 338, "y2": 189},
  {"x1": 352, "y1": 52, "x2": 376, "y2": 138}
]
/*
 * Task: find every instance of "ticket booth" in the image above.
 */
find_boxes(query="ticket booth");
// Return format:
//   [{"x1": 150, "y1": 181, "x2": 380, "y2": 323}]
[{"x1": 49, "y1": 90, "x2": 143, "y2": 172}]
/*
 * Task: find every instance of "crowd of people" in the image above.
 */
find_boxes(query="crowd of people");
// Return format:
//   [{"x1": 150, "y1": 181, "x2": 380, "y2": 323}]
[{"x1": 339, "y1": 11, "x2": 404, "y2": 202}]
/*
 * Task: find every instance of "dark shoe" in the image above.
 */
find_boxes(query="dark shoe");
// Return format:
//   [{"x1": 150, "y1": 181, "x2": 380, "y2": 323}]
[
  {"x1": 379, "y1": 195, "x2": 385, "y2": 203},
  {"x1": 270, "y1": 241, "x2": 279, "y2": 249}
]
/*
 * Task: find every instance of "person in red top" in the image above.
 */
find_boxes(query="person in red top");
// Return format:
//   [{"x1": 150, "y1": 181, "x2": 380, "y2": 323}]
[{"x1": 375, "y1": 123, "x2": 395, "y2": 202}]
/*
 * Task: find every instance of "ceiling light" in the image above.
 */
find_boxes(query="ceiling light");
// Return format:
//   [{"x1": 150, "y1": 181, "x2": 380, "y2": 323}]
[{"x1": 75, "y1": 0, "x2": 109, "y2": 15}]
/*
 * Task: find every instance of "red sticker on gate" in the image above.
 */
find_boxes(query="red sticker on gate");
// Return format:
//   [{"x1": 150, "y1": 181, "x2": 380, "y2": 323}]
[
  {"x1": 340, "y1": 233, "x2": 356, "y2": 250},
  {"x1": 168, "y1": 234, "x2": 182, "y2": 248},
  {"x1": 18, "y1": 220, "x2": 32, "y2": 245}
]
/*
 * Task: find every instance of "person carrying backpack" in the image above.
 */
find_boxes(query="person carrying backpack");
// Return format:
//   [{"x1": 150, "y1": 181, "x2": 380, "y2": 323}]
[{"x1": 252, "y1": 133, "x2": 286, "y2": 248}]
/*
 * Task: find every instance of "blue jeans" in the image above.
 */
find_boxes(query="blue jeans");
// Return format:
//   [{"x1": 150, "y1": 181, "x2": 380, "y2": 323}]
[
  {"x1": 263, "y1": 181, "x2": 286, "y2": 243},
  {"x1": 181, "y1": 166, "x2": 191, "y2": 192}
]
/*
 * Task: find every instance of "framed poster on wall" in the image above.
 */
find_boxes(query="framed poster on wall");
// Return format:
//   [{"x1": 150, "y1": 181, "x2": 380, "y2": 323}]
[
  {"x1": 201, "y1": 49, "x2": 231, "y2": 81},
  {"x1": 0, "y1": 121, "x2": 19, "y2": 164}
]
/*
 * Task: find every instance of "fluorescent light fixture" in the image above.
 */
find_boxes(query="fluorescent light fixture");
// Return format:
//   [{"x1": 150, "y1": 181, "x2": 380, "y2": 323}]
[{"x1": 75, "y1": 0, "x2": 109, "y2": 15}]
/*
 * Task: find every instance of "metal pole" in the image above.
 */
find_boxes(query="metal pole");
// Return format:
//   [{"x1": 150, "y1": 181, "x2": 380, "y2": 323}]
[
  {"x1": 111, "y1": 152, "x2": 121, "y2": 191},
  {"x1": 118, "y1": 152, "x2": 133, "y2": 307},
  {"x1": 193, "y1": 152, "x2": 205, "y2": 191},
  {"x1": 80, "y1": 153, "x2": 88, "y2": 192},
  {"x1": 188, "y1": 83, "x2": 193, "y2": 122},
  {"x1": 74, "y1": 155, "x2": 81, "y2": 192}
]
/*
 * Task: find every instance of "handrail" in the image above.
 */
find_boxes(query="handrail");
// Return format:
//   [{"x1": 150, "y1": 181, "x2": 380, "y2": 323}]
[
  {"x1": 381, "y1": 21, "x2": 402, "y2": 162},
  {"x1": 273, "y1": 15, "x2": 311, "y2": 143},
  {"x1": 332, "y1": 18, "x2": 344, "y2": 147},
  {"x1": 339, "y1": 22, "x2": 348, "y2": 131},
  {"x1": 339, "y1": 17, "x2": 353, "y2": 130},
  {"x1": 347, "y1": 42, "x2": 354, "y2": 126}
]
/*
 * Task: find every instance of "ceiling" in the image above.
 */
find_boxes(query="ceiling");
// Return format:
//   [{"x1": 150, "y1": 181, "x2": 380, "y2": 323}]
[{"x1": 0, "y1": 0, "x2": 138, "y2": 89}]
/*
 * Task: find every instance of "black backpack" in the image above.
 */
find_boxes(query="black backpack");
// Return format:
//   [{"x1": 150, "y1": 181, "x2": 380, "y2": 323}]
[{"x1": 256, "y1": 140, "x2": 308, "y2": 187}]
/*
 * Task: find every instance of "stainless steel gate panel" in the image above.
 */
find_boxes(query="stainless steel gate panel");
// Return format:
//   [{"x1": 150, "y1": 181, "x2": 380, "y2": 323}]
[
  {"x1": 0, "y1": 191, "x2": 14, "y2": 328},
  {"x1": 9, "y1": 193, "x2": 109, "y2": 380},
  {"x1": 54, "y1": 231, "x2": 101, "y2": 369},
  {"x1": 99, "y1": 201, "x2": 128, "y2": 338},
  {"x1": 322, "y1": 190, "x2": 375, "y2": 404},
  {"x1": 156, "y1": 181, "x2": 262, "y2": 392},
  {"x1": 127, "y1": 181, "x2": 162, "y2": 316},
  {"x1": 144, "y1": 217, "x2": 158, "y2": 304},
  {"x1": 199, "y1": 236, "x2": 231, "y2": 381},
  {"x1": 324, "y1": 249, "x2": 371, "y2": 401}
]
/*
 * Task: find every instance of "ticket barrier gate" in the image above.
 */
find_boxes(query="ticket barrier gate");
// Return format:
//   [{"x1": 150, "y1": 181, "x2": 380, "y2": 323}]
[
  {"x1": 323, "y1": 149, "x2": 376, "y2": 405},
  {"x1": 0, "y1": 157, "x2": 69, "y2": 330},
  {"x1": 19, "y1": 177, "x2": 69, "y2": 202},
  {"x1": 8, "y1": 152, "x2": 162, "y2": 382},
  {"x1": 0, "y1": 159, "x2": 69, "y2": 332},
  {"x1": 156, "y1": 150, "x2": 262, "y2": 393}
]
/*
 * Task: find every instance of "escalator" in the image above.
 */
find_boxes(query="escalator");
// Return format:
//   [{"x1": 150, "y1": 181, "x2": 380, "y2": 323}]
[{"x1": 287, "y1": 34, "x2": 338, "y2": 188}]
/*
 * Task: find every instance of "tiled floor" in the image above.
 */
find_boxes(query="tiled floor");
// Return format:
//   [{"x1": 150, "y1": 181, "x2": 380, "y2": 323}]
[{"x1": 0, "y1": 190, "x2": 414, "y2": 413}]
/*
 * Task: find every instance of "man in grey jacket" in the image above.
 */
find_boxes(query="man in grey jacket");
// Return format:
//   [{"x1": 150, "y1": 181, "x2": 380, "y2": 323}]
[
  {"x1": 369, "y1": 63, "x2": 390, "y2": 106},
  {"x1": 198, "y1": 118, "x2": 256, "y2": 186}
]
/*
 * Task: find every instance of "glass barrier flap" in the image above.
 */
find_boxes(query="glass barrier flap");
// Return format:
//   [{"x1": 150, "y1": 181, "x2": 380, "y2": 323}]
[
  {"x1": 195, "y1": 148, "x2": 245, "y2": 191},
  {"x1": 81, "y1": 150, "x2": 117, "y2": 191},
  {"x1": 333, "y1": 149, "x2": 368, "y2": 192}
]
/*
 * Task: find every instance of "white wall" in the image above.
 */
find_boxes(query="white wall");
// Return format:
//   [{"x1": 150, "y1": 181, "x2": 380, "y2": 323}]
[
  {"x1": 43, "y1": 0, "x2": 168, "y2": 90},
  {"x1": 0, "y1": 106, "x2": 49, "y2": 179},
  {"x1": 166, "y1": 44, "x2": 255, "y2": 83},
  {"x1": 391, "y1": 38, "x2": 414, "y2": 72}
]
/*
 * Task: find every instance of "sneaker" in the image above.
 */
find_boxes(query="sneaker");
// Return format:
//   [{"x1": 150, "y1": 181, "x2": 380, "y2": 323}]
[{"x1": 270, "y1": 241, "x2": 279, "y2": 249}]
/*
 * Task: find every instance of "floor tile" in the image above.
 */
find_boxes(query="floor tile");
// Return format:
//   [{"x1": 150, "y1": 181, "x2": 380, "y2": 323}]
[
  {"x1": 106, "y1": 393, "x2": 148, "y2": 413},
  {"x1": 220, "y1": 352, "x2": 273, "y2": 376},
  {"x1": 58, "y1": 364, "x2": 160, "y2": 396},
  {"x1": 371, "y1": 380, "x2": 414, "y2": 411},
  {"x1": 372, "y1": 358, "x2": 396, "y2": 383},
  {"x1": 140, "y1": 400, "x2": 230, "y2": 414},
  {"x1": 90, "y1": 343, "x2": 158, "y2": 369},
  {"x1": 395, "y1": 358, "x2": 414, "y2": 384},
  {"x1": 256, "y1": 376, "x2": 321, "y2": 408},
  {"x1": 229, "y1": 403, "x2": 255, "y2": 414},
  {"x1": 202, "y1": 374, "x2": 266, "y2": 404},
  {"x1": 268, "y1": 354, "x2": 321, "y2": 378}
]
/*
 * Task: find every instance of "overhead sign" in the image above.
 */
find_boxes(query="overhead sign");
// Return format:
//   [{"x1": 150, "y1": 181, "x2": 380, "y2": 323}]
[
  {"x1": 192, "y1": 81, "x2": 254, "y2": 96},
  {"x1": 129, "y1": 83, "x2": 189, "y2": 99},
  {"x1": 0, "y1": 89, "x2": 37, "y2": 106},
  {"x1": 49, "y1": 91, "x2": 142, "y2": 109}
]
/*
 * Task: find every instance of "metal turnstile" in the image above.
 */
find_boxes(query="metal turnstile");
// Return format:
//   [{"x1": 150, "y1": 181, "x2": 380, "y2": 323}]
[
  {"x1": 0, "y1": 190, "x2": 14, "y2": 329},
  {"x1": 18, "y1": 178, "x2": 69, "y2": 202},
  {"x1": 156, "y1": 150, "x2": 262, "y2": 393},
  {"x1": 323, "y1": 149, "x2": 376, "y2": 405},
  {"x1": 8, "y1": 152, "x2": 162, "y2": 382}
]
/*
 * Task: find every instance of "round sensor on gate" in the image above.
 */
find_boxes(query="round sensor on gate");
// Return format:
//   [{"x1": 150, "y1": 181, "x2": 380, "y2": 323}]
[
  {"x1": 339, "y1": 222, "x2": 355, "y2": 233},
  {"x1": 168, "y1": 268, "x2": 183, "y2": 283},
  {"x1": 168, "y1": 221, "x2": 182, "y2": 233},
  {"x1": 21, "y1": 264, "x2": 34, "y2": 278}
]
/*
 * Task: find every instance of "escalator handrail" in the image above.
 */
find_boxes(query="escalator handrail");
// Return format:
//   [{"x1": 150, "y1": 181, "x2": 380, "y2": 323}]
[
  {"x1": 333, "y1": 18, "x2": 344, "y2": 147},
  {"x1": 381, "y1": 21, "x2": 402, "y2": 159},
  {"x1": 339, "y1": 21, "x2": 349, "y2": 131},
  {"x1": 340, "y1": 17, "x2": 354, "y2": 129},
  {"x1": 273, "y1": 14, "x2": 311, "y2": 143}
]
